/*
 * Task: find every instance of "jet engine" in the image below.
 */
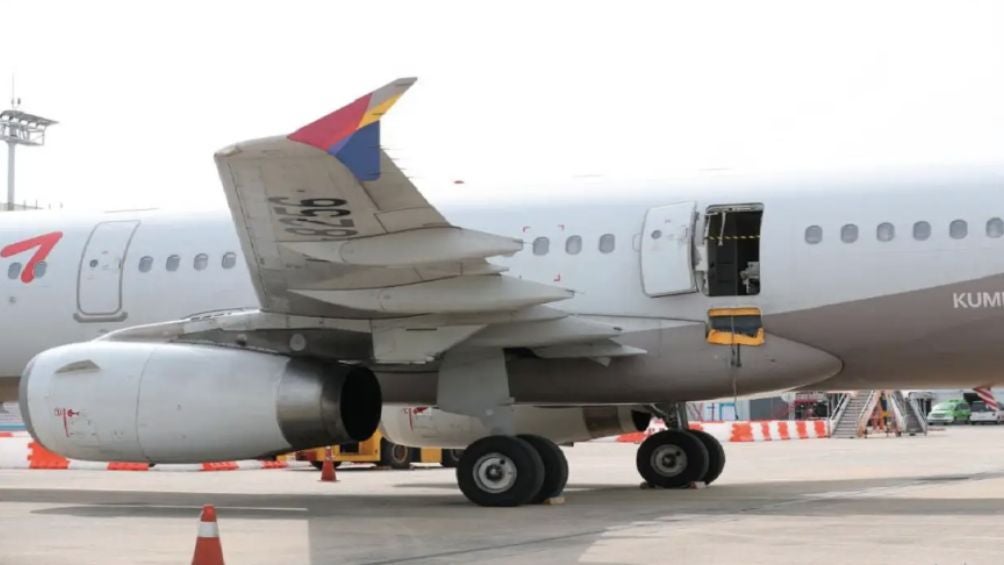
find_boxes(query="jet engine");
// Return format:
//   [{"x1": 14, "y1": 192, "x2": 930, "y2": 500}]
[
  {"x1": 381, "y1": 404, "x2": 648, "y2": 449},
  {"x1": 19, "y1": 341, "x2": 381, "y2": 463}
]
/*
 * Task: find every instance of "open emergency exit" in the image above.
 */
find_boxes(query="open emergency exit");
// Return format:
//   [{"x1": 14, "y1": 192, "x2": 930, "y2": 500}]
[{"x1": 703, "y1": 204, "x2": 762, "y2": 296}]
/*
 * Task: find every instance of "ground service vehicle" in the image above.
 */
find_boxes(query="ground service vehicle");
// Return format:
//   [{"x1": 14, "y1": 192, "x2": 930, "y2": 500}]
[
  {"x1": 295, "y1": 430, "x2": 463, "y2": 470},
  {"x1": 926, "y1": 400, "x2": 971, "y2": 425},
  {"x1": 967, "y1": 401, "x2": 1002, "y2": 425}
]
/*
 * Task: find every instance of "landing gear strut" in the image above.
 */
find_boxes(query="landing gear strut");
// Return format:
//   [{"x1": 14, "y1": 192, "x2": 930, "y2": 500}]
[{"x1": 456, "y1": 434, "x2": 568, "y2": 507}]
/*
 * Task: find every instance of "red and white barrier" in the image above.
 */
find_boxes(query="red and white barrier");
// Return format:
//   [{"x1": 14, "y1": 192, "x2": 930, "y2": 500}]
[
  {"x1": 604, "y1": 419, "x2": 830, "y2": 443},
  {"x1": 0, "y1": 432, "x2": 304, "y2": 471}
]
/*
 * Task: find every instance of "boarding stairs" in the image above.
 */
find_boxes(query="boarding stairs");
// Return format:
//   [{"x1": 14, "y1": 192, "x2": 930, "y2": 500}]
[
  {"x1": 829, "y1": 391, "x2": 879, "y2": 438},
  {"x1": 889, "y1": 391, "x2": 927, "y2": 436}
]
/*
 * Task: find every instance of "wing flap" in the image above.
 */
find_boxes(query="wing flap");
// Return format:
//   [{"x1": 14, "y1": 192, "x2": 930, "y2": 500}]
[
  {"x1": 468, "y1": 317, "x2": 625, "y2": 348},
  {"x1": 292, "y1": 276, "x2": 572, "y2": 314},
  {"x1": 532, "y1": 341, "x2": 648, "y2": 359},
  {"x1": 282, "y1": 228, "x2": 521, "y2": 267}
]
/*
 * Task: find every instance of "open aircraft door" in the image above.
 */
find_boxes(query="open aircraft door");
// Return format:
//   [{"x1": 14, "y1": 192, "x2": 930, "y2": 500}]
[
  {"x1": 75, "y1": 220, "x2": 139, "y2": 322},
  {"x1": 641, "y1": 201, "x2": 697, "y2": 296}
]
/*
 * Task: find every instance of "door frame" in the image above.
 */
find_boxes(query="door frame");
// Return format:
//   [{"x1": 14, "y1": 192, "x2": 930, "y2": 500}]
[{"x1": 73, "y1": 220, "x2": 140, "y2": 323}]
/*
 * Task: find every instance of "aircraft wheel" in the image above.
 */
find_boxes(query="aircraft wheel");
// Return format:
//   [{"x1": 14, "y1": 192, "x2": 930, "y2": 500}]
[
  {"x1": 457, "y1": 435, "x2": 544, "y2": 507},
  {"x1": 518, "y1": 434, "x2": 569, "y2": 503},
  {"x1": 380, "y1": 438, "x2": 414, "y2": 470},
  {"x1": 687, "y1": 429, "x2": 726, "y2": 485},
  {"x1": 636, "y1": 430, "x2": 710, "y2": 488},
  {"x1": 440, "y1": 449, "x2": 464, "y2": 468}
]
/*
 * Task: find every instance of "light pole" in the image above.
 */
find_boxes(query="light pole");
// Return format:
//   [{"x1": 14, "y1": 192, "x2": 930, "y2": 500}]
[{"x1": 1, "y1": 105, "x2": 57, "y2": 211}]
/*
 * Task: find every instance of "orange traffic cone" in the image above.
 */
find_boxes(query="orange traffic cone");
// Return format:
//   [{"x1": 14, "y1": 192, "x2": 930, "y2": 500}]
[
  {"x1": 191, "y1": 504, "x2": 225, "y2": 565},
  {"x1": 320, "y1": 446, "x2": 337, "y2": 482}
]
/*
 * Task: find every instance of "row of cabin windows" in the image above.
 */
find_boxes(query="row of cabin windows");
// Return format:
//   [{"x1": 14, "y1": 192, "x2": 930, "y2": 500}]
[
  {"x1": 7, "y1": 252, "x2": 240, "y2": 280},
  {"x1": 532, "y1": 234, "x2": 616, "y2": 256},
  {"x1": 7, "y1": 261, "x2": 47, "y2": 280},
  {"x1": 805, "y1": 218, "x2": 1004, "y2": 244},
  {"x1": 139, "y1": 252, "x2": 239, "y2": 273}
]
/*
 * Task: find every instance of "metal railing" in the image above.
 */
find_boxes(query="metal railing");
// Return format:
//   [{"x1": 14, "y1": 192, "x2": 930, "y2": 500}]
[
  {"x1": 829, "y1": 392, "x2": 852, "y2": 435},
  {"x1": 854, "y1": 391, "x2": 880, "y2": 437},
  {"x1": 890, "y1": 391, "x2": 927, "y2": 435}
]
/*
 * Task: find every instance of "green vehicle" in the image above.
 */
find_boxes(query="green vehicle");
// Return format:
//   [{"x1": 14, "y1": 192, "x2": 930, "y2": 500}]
[{"x1": 926, "y1": 400, "x2": 971, "y2": 425}]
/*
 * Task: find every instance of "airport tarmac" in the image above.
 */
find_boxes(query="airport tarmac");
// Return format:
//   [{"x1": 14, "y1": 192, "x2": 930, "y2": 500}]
[{"x1": 2, "y1": 426, "x2": 1004, "y2": 564}]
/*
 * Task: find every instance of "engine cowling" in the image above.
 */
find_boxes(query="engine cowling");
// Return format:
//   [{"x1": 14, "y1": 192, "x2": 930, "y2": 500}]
[
  {"x1": 381, "y1": 404, "x2": 647, "y2": 449},
  {"x1": 19, "y1": 341, "x2": 381, "y2": 463}
]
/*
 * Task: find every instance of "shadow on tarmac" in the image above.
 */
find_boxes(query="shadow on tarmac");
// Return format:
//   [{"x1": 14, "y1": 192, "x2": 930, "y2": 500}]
[
  {"x1": 8, "y1": 471, "x2": 1004, "y2": 519},
  {"x1": 8, "y1": 471, "x2": 1004, "y2": 563}
]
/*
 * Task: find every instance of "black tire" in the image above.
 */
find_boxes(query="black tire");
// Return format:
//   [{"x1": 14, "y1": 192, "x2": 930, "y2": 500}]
[
  {"x1": 518, "y1": 434, "x2": 569, "y2": 503},
  {"x1": 380, "y1": 438, "x2": 413, "y2": 469},
  {"x1": 687, "y1": 429, "x2": 726, "y2": 485},
  {"x1": 457, "y1": 436, "x2": 545, "y2": 507},
  {"x1": 636, "y1": 429, "x2": 710, "y2": 488},
  {"x1": 440, "y1": 449, "x2": 463, "y2": 468}
]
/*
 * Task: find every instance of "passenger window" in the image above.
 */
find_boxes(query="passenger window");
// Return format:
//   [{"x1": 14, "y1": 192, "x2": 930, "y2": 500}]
[
  {"x1": 988, "y1": 218, "x2": 1004, "y2": 238},
  {"x1": 804, "y1": 225, "x2": 822, "y2": 244},
  {"x1": 166, "y1": 255, "x2": 180, "y2": 272},
  {"x1": 33, "y1": 261, "x2": 47, "y2": 279},
  {"x1": 876, "y1": 222, "x2": 895, "y2": 242},
  {"x1": 7, "y1": 262, "x2": 21, "y2": 279},
  {"x1": 950, "y1": 219, "x2": 968, "y2": 239},
  {"x1": 599, "y1": 233, "x2": 615, "y2": 254},
  {"x1": 532, "y1": 237, "x2": 550, "y2": 256},
  {"x1": 221, "y1": 252, "x2": 237, "y2": 269},
  {"x1": 194, "y1": 253, "x2": 209, "y2": 271},
  {"x1": 139, "y1": 256, "x2": 153, "y2": 273},
  {"x1": 565, "y1": 235, "x2": 582, "y2": 255},
  {"x1": 913, "y1": 221, "x2": 931, "y2": 241},
  {"x1": 840, "y1": 224, "x2": 858, "y2": 243}
]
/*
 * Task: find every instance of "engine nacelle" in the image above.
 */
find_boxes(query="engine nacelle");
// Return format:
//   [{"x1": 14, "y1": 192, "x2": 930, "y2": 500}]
[
  {"x1": 19, "y1": 341, "x2": 381, "y2": 463},
  {"x1": 381, "y1": 404, "x2": 646, "y2": 449}
]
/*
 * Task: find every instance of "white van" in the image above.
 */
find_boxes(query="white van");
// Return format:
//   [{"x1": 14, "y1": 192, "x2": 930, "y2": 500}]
[{"x1": 968, "y1": 401, "x2": 1003, "y2": 425}]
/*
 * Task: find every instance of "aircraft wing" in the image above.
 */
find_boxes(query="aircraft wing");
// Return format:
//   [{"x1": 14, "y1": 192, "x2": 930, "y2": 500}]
[{"x1": 214, "y1": 78, "x2": 572, "y2": 319}]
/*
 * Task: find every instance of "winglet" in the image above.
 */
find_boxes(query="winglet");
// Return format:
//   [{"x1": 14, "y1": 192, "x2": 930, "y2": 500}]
[{"x1": 288, "y1": 77, "x2": 417, "y2": 181}]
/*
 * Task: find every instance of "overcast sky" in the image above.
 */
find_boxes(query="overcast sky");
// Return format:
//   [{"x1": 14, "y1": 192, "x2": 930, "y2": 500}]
[{"x1": 2, "y1": 1, "x2": 1004, "y2": 211}]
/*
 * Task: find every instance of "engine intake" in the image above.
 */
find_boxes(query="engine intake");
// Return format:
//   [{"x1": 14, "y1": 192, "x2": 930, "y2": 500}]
[{"x1": 19, "y1": 341, "x2": 381, "y2": 463}]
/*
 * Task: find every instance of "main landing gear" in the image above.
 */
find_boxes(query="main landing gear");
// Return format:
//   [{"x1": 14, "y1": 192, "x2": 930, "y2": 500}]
[
  {"x1": 456, "y1": 434, "x2": 569, "y2": 507},
  {"x1": 636, "y1": 428, "x2": 726, "y2": 488}
]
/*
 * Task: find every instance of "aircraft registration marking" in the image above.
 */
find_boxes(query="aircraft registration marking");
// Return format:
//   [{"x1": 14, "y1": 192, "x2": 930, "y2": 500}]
[
  {"x1": 0, "y1": 231, "x2": 63, "y2": 284},
  {"x1": 268, "y1": 197, "x2": 358, "y2": 239}
]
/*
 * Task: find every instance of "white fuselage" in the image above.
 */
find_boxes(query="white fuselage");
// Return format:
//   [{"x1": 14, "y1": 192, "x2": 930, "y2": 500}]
[{"x1": 3, "y1": 165, "x2": 1004, "y2": 394}]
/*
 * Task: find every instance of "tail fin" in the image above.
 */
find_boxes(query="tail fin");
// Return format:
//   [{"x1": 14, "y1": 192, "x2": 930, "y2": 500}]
[{"x1": 288, "y1": 77, "x2": 417, "y2": 181}]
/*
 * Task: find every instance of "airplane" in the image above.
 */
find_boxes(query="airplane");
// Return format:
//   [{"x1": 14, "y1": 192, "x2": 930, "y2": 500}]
[{"x1": 3, "y1": 77, "x2": 1004, "y2": 507}]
